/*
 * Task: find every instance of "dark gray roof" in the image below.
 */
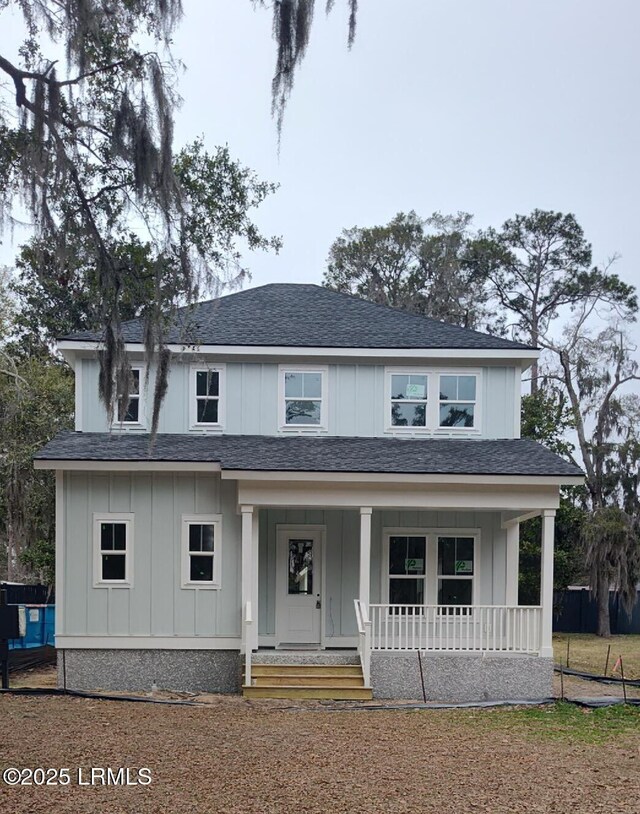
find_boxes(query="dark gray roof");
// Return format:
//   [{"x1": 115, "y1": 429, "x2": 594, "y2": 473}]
[
  {"x1": 35, "y1": 432, "x2": 583, "y2": 478},
  {"x1": 61, "y1": 284, "x2": 534, "y2": 351}
]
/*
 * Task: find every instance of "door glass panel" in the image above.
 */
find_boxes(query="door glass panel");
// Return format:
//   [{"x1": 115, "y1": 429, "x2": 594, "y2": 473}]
[{"x1": 288, "y1": 539, "x2": 313, "y2": 595}]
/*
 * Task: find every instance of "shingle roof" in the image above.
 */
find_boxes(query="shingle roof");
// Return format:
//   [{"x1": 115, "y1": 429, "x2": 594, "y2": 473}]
[
  {"x1": 35, "y1": 432, "x2": 583, "y2": 478},
  {"x1": 61, "y1": 283, "x2": 534, "y2": 351}
]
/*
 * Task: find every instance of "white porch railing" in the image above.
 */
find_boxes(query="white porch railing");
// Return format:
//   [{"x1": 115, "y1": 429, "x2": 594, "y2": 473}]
[
  {"x1": 243, "y1": 600, "x2": 253, "y2": 687},
  {"x1": 368, "y1": 604, "x2": 542, "y2": 654},
  {"x1": 354, "y1": 599, "x2": 372, "y2": 687}
]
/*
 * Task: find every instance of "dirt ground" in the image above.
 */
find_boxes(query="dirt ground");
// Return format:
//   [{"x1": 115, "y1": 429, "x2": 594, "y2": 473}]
[{"x1": 1, "y1": 691, "x2": 639, "y2": 814}]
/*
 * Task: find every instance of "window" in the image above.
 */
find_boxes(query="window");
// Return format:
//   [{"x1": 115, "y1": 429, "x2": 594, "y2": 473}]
[
  {"x1": 116, "y1": 367, "x2": 143, "y2": 425},
  {"x1": 438, "y1": 536, "x2": 475, "y2": 612},
  {"x1": 181, "y1": 515, "x2": 222, "y2": 588},
  {"x1": 93, "y1": 514, "x2": 133, "y2": 586},
  {"x1": 194, "y1": 368, "x2": 221, "y2": 425},
  {"x1": 280, "y1": 367, "x2": 327, "y2": 429},
  {"x1": 288, "y1": 538, "x2": 314, "y2": 595},
  {"x1": 387, "y1": 535, "x2": 427, "y2": 608},
  {"x1": 390, "y1": 374, "x2": 428, "y2": 428},
  {"x1": 439, "y1": 375, "x2": 477, "y2": 428}
]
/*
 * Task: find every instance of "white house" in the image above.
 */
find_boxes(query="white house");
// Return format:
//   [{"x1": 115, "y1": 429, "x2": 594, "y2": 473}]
[{"x1": 34, "y1": 284, "x2": 583, "y2": 701}]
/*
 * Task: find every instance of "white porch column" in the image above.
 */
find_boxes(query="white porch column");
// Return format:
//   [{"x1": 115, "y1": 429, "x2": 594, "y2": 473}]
[
  {"x1": 540, "y1": 509, "x2": 556, "y2": 658},
  {"x1": 505, "y1": 521, "x2": 520, "y2": 606},
  {"x1": 359, "y1": 507, "x2": 372, "y2": 608},
  {"x1": 251, "y1": 508, "x2": 259, "y2": 651},
  {"x1": 240, "y1": 505, "x2": 254, "y2": 652}
]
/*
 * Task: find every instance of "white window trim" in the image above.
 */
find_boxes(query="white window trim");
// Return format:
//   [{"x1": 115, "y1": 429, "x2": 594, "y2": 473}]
[
  {"x1": 381, "y1": 527, "x2": 481, "y2": 607},
  {"x1": 181, "y1": 514, "x2": 222, "y2": 590},
  {"x1": 278, "y1": 365, "x2": 329, "y2": 433},
  {"x1": 93, "y1": 513, "x2": 134, "y2": 588},
  {"x1": 436, "y1": 372, "x2": 481, "y2": 434},
  {"x1": 189, "y1": 364, "x2": 226, "y2": 432},
  {"x1": 112, "y1": 365, "x2": 146, "y2": 430},
  {"x1": 384, "y1": 367, "x2": 482, "y2": 435}
]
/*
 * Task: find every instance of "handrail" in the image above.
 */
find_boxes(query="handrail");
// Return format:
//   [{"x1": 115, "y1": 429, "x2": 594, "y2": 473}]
[
  {"x1": 353, "y1": 599, "x2": 371, "y2": 688},
  {"x1": 368, "y1": 604, "x2": 542, "y2": 654},
  {"x1": 243, "y1": 600, "x2": 253, "y2": 688}
]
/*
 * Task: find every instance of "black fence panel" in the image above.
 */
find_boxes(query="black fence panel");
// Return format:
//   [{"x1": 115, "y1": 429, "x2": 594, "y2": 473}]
[
  {"x1": 0, "y1": 583, "x2": 54, "y2": 605},
  {"x1": 553, "y1": 589, "x2": 640, "y2": 634}
]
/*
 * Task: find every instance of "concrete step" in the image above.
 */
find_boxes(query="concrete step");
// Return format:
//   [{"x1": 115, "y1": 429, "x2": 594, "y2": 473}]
[{"x1": 242, "y1": 685, "x2": 373, "y2": 700}]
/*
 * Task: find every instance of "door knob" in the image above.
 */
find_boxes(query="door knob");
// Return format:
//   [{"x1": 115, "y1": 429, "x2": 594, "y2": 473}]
[{"x1": 316, "y1": 595, "x2": 321, "y2": 609}]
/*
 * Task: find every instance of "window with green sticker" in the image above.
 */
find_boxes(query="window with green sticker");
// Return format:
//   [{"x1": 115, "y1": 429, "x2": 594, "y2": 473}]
[{"x1": 437, "y1": 536, "x2": 475, "y2": 612}]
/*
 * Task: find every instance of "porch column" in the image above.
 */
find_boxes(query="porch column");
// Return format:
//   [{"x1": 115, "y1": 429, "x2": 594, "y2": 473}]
[
  {"x1": 505, "y1": 522, "x2": 520, "y2": 606},
  {"x1": 240, "y1": 505, "x2": 254, "y2": 652},
  {"x1": 540, "y1": 509, "x2": 556, "y2": 658},
  {"x1": 251, "y1": 508, "x2": 259, "y2": 651},
  {"x1": 359, "y1": 507, "x2": 372, "y2": 608}
]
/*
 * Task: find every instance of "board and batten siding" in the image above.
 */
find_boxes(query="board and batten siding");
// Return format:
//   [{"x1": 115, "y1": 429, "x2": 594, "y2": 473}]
[
  {"x1": 61, "y1": 471, "x2": 241, "y2": 639},
  {"x1": 77, "y1": 358, "x2": 519, "y2": 438},
  {"x1": 257, "y1": 508, "x2": 507, "y2": 642}
]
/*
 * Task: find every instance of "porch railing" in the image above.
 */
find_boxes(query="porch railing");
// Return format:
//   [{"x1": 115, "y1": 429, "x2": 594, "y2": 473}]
[
  {"x1": 353, "y1": 599, "x2": 372, "y2": 687},
  {"x1": 368, "y1": 604, "x2": 542, "y2": 654}
]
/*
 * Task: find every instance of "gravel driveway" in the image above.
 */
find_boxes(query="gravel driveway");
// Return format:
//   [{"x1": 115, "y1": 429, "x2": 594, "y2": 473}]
[{"x1": 1, "y1": 694, "x2": 639, "y2": 813}]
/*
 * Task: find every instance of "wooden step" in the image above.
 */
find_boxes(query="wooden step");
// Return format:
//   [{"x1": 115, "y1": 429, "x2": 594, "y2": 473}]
[
  {"x1": 249, "y1": 664, "x2": 363, "y2": 678},
  {"x1": 251, "y1": 674, "x2": 365, "y2": 687},
  {"x1": 243, "y1": 685, "x2": 373, "y2": 700}
]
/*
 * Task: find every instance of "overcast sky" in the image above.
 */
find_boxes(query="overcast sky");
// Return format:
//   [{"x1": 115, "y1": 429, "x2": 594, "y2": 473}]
[{"x1": 2, "y1": 0, "x2": 639, "y2": 343}]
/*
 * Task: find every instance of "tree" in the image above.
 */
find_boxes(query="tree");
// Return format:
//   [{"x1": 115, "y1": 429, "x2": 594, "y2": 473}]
[
  {"x1": 518, "y1": 388, "x2": 587, "y2": 603},
  {"x1": 253, "y1": 0, "x2": 358, "y2": 136},
  {"x1": 0, "y1": 354, "x2": 74, "y2": 582},
  {"x1": 324, "y1": 211, "x2": 501, "y2": 332},
  {"x1": 545, "y1": 319, "x2": 640, "y2": 635},
  {"x1": 0, "y1": 2, "x2": 287, "y2": 434},
  {"x1": 470, "y1": 210, "x2": 637, "y2": 391},
  {"x1": 9, "y1": 140, "x2": 281, "y2": 359}
]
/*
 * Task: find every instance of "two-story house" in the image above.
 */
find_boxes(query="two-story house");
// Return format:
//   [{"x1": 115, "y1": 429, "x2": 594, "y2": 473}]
[{"x1": 34, "y1": 284, "x2": 583, "y2": 701}]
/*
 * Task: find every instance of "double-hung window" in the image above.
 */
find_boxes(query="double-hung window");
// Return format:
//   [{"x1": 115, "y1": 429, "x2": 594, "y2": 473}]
[
  {"x1": 439, "y1": 375, "x2": 477, "y2": 429},
  {"x1": 116, "y1": 367, "x2": 144, "y2": 426},
  {"x1": 191, "y1": 366, "x2": 224, "y2": 428},
  {"x1": 387, "y1": 535, "x2": 427, "y2": 607},
  {"x1": 181, "y1": 515, "x2": 222, "y2": 588},
  {"x1": 389, "y1": 373, "x2": 428, "y2": 428},
  {"x1": 94, "y1": 514, "x2": 133, "y2": 586},
  {"x1": 280, "y1": 367, "x2": 327, "y2": 430},
  {"x1": 437, "y1": 535, "x2": 475, "y2": 612},
  {"x1": 384, "y1": 530, "x2": 478, "y2": 612}
]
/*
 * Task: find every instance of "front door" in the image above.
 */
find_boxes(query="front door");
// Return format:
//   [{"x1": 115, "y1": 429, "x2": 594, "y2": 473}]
[{"x1": 276, "y1": 527, "x2": 323, "y2": 647}]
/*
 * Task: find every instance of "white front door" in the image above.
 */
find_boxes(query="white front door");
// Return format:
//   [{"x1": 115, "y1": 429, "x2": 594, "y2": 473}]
[{"x1": 276, "y1": 527, "x2": 323, "y2": 646}]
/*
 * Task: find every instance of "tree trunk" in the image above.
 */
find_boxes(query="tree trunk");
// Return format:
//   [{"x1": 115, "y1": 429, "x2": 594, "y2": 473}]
[{"x1": 595, "y1": 570, "x2": 611, "y2": 637}]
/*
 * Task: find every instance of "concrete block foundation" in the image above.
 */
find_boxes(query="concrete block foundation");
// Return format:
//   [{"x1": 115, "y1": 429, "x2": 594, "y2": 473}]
[
  {"x1": 57, "y1": 649, "x2": 241, "y2": 694},
  {"x1": 371, "y1": 652, "x2": 553, "y2": 702}
]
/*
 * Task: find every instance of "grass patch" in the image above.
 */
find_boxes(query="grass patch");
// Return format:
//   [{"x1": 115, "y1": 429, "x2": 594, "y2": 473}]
[
  {"x1": 461, "y1": 701, "x2": 640, "y2": 744},
  {"x1": 553, "y1": 633, "x2": 640, "y2": 679}
]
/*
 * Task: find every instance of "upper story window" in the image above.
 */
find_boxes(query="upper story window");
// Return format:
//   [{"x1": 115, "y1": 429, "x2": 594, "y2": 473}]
[
  {"x1": 279, "y1": 366, "x2": 328, "y2": 431},
  {"x1": 93, "y1": 513, "x2": 133, "y2": 587},
  {"x1": 439, "y1": 375, "x2": 477, "y2": 429},
  {"x1": 385, "y1": 368, "x2": 480, "y2": 434},
  {"x1": 390, "y1": 373, "x2": 428, "y2": 428},
  {"x1": 115, "y1": 367, "x2": 144, "y2": 426},
  {"x1": 190, "y1": 365, "x2": 225, "y2": 430}
]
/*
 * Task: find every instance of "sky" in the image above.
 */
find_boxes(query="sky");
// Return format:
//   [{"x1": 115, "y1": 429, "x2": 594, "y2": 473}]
[{"x1": 2, "y1": 0, "x2": 640, "y2": 341}]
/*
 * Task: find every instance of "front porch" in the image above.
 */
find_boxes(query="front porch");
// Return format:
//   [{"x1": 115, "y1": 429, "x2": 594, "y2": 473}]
[{"x1": 234, "y1": 472, "x2": 558, "y2": 700}]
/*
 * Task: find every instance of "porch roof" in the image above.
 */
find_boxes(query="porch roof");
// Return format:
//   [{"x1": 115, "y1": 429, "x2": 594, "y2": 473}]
[{"x1": 35, "y1": 431, "x2": 583, "y2": 480}]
